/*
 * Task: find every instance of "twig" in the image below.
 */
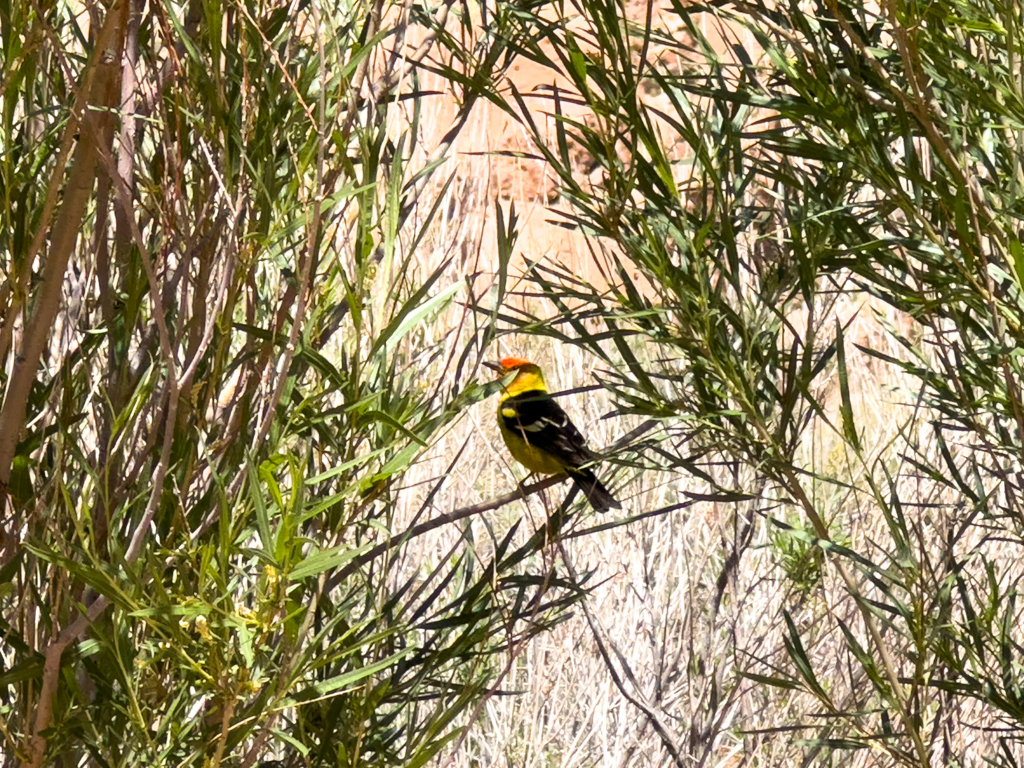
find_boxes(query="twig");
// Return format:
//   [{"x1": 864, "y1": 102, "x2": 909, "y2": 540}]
[
  {"x1": 326, "y1": 419, "x2": 659, "y2": 590},
  {"x1": 324, "y1": 475, "x2": 565, "y2": 592},
  {"x1": 439, "y1": 482, "x2": 579, "y2": 768},
  {"x1": 557, "y1": 539, "x2": 688, "y2": 768},
  {"x1": 97, "y1": 130, "x2": 180, "y2": 564},
  {"x1": 0, "y1": 0, "x2": 86, "y2": 371}
]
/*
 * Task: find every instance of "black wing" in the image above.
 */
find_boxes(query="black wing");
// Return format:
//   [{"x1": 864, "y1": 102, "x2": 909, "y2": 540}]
[{"x1": 501, "y1": 389, "x2": 592, "y2": 467}]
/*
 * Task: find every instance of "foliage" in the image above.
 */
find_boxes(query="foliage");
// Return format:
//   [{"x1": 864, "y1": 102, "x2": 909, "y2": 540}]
[{"x1": 0, "y1": 0, "x2": 586, "y2": 765}]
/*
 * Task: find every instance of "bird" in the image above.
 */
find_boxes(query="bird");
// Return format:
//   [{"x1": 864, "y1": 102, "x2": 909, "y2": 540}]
[{"x1": 484, "y1": 357, "x2": 621, "y2": 512}]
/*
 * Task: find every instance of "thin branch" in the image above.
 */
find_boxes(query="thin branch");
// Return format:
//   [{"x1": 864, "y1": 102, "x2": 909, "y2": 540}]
[
  {"x1": 326, "y1": 419, "x2": 658, "y2": 590},
  {"x1": 325, "y1": 475, "x2": 565, "y2": 591},
  {"x1": 0, "y1": 0, "x2": 129, "y2": 516}
]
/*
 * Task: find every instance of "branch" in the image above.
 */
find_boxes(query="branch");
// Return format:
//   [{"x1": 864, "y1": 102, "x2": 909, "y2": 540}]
[
  {"x1": 324, "y1": 475, "x2": 565, "y2": 592},
  {"x1": 327, "y1": 419, "x2": 660, "y2": 590},
  {"x1": 0, "y1": 0, "x2": 129, "y2": 516}
]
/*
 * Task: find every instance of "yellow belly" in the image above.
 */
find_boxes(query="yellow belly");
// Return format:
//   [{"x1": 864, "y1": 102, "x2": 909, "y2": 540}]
[{"x1": 498, "y1": 420, "x2": 567, "y2": 476}]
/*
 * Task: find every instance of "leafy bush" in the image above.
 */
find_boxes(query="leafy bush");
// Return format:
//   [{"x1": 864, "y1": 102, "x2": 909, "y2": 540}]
[{"x1": 0, "y1": 1, "x2": 585, "y2": 764}]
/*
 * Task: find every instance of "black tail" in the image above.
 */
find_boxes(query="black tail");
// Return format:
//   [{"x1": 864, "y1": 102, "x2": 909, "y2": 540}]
[{"x1": 570, "y1": 467, "x2": 621, "y2": 512}]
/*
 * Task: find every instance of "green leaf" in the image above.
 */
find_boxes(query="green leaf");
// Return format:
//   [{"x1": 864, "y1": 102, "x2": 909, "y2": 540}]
[
  {"x1": 834, "y1": 318, "x2": 860, "y2": 451},
  {"x1": 292, "y1": 648, "x2": 412, "y2": 701},
  {"x1": 371, "y1": 266, "x2": 461, "y2": 358},
  {"x1": 248, "y1": 452, "x2": 274, "y2": 558},
  {"x1": 290, "y1": 543, "x2": 372, "y2": 581}
]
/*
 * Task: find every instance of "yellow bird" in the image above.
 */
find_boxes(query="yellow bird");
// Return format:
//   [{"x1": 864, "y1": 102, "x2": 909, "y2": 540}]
[{"x1": 484, "y1": 357, "x2": 621, "y2": 512}]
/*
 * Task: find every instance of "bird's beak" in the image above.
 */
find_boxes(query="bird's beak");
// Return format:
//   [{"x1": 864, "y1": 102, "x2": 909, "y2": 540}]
[{"x1": 483, "y1": 361, "x2": 504, "y2": 373}]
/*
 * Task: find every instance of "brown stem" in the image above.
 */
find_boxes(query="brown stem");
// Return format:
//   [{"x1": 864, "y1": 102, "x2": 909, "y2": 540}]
[
  {"x1": 0, "y1": 0, "x2": 129, "y2": 525},
  {"x1": 0, "y1": 3, "x2": 84, "y2": 370},
  {"x1": 26, "y1": 594, "x2": 112, "y2": 768}
]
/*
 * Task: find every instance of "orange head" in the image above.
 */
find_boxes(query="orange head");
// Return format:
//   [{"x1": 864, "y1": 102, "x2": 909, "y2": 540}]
[
  {"x1": 485, "y1": 357, "x2": 533, "y2": 372},
  {"x1": 484, "y1": 357, "x2": 546, "y2": 393}
]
